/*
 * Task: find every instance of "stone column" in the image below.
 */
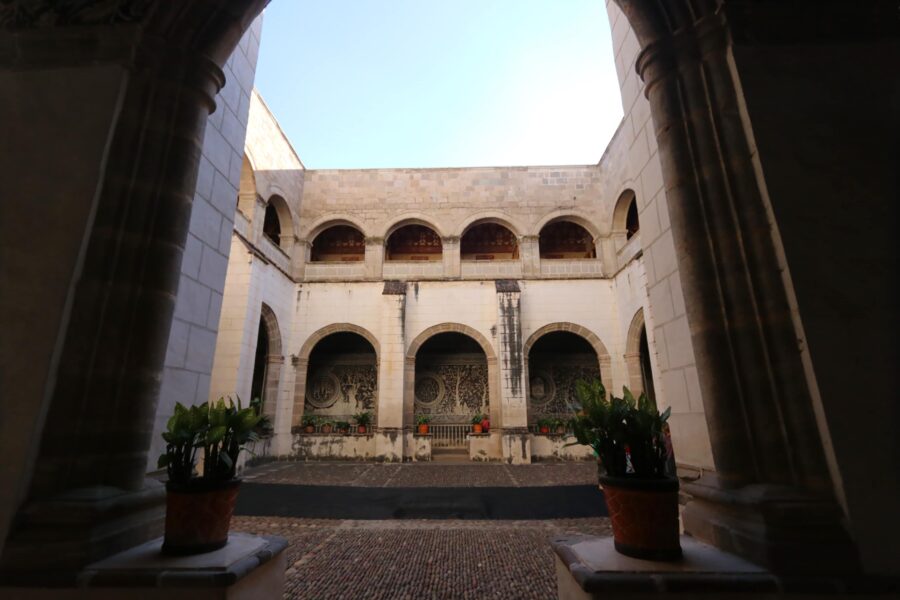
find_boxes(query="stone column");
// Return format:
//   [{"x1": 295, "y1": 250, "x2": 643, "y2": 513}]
[
  {"x1": 292, "y1": 239, "x2": 311, "y2": 280},
  {"x1": 0, "y1": 19, "x2": 244, "y2": 577},
  {"x1": 441, "y1": 236, "x2": 461, "y2": 279},
  {"x1": 519, "y1": 235, "x2": 541, "y2": 277},
  {"x1": 376, "y1": 281, "x2": 406, "y2": 461},
  {"x1": 494, "y1": 281, "x2": 530, "y2": 464},
  {"x1": 598, "y1": 236, "x2": 616, "y2": 275},
  {"x1": 615, "y1": 0, "x2": 856, "y2": 574},
  {"x1": 365, "y1": 237, "x2": 384, "y2": 280},
  {"x1": 251, "y1": 193, "x2": 267, "y2": 245}
]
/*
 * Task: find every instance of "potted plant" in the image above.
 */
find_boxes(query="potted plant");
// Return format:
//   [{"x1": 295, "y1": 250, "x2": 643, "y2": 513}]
[
  {"x1": 336, "y1": 420, "x2": 351, "y2": 435},
  {"x1": 471, "y1": 413, "x2": 484, "y2": 434},
  {"x1": 416, "y1": 414, "x2": 431, "y2": 435},
  {"x1": 157, "y1": 397, "x2": 262, "y2": 555},
  {"x1": 320, "y1": 419, "x2": 334, "y2": 434},
  {"x1": 480, "y1": 415, "x2": 490, "y2": 433},
  {"x1": 569, "y1": 380, "x2": 680, "y2": 561},
  {"x1": 537, "y1": 417, "x2": 552, "y2": 435},
  {"x1": 301, "y1": 415, "x2": 318, "y2": 434},
  {"x1": 353, "y1": 411, "x2": 372, "y2": 434},
  {"x1": 553, "y1": 418, "x2": 566, "y2": 435}
]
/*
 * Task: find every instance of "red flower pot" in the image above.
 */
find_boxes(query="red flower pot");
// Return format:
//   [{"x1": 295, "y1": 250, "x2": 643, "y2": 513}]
[
  {"x1": 480, "y1": 419, "x2": 490, "y2": 433},
  {"x1": 600, "y1": 475, "x2": 681, "y2": 561},
  {"x1": 357, "y1": 425, "x2": 367, "y2": 434},
  {"x1": 304, "y1": 425, "x2": 315, "y2": 434},
  {"x1": 539, "y1": 426, "x2": 550, "y2": 434},
  {"x1": 472, "y1": 423, "x2": 483, "y2": 434},
  {"x1": 163, "y1": 479, "x2": 241, "y2": 555},
  {"x1": 418, "y1": 424, "x2": 429, "y2": 435}
]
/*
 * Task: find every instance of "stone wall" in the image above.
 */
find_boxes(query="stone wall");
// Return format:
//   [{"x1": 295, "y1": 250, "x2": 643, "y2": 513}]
[{"x1": 149, "y1": 18, "x2": 263, "y2": 465}]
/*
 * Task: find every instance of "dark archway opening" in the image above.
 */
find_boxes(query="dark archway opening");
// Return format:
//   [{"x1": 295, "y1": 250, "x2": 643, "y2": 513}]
[
  {"x1": 250, "y1": 318, "x2": 269, "y2": 405},
  {"x1": 538, "y1": 221, "x2": 596, "y2": 258},
  {"x1": 305, "y1": 332, "x2": 377, "y2": 425},
  {"x1": 639, "y1": 326, "x2": 656, "y2": 408},
  {"x1": 263, "y1": 202, "x2": 281, "y2": 245},
  {"x1": 385, "y1": 224, "x2": 442, "y2": 261},
  {"x1": 460, "y1": 222, "x2": 518, "y2": 260},
  {"x1": 310, "y1": 225, "x2": 365, "y2": 262},
  {"x1": 625, "y1": 199, "x2": 639, "y2": 240},
  {"x1": 527, "y1": 331, "x2": 600, "y2": 429}
]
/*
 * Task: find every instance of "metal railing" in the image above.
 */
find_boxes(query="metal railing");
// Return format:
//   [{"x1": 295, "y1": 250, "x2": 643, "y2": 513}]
[{"x1": 431, "y1": 424, "x2": 470, "y2": 448}]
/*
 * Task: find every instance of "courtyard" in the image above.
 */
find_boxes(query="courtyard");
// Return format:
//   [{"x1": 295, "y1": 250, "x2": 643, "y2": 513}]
[{"x1": 232, "y1": 461, "x2": 610, "y2": 599}]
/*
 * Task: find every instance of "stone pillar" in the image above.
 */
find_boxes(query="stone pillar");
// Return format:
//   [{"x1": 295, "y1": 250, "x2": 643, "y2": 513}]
[
  {"x1": 623, "y1": 352, "x2": 644, "y2": 396},
  {"x1": 442, "y1": 236, "x2": 461, "y2": 279},
  {"x1": 251, "y1": 193, "x2": 267, "y2": 245},
  {"x1": 365, "y1": 237, "x2": 384, "y2": 280},
  {"x1": 263, "y1": 355, "x2": 285, "y2": 426},
  {"x1": 494, "y1": 281, "x2": 530, "y2": 464},
  {"x1": 615, "y1": 0, "x2": 856, "y2": 574},
  {"x1": 0, "y1": 8, "x2": 264, "y2": 574},
  {"x1": 292, "y1": 239, "x2": 311, "y2": 280},
  {"x1": 519, "y1": 235, "x2": 541, "y2": 277},
  {"x1": 376, "y1": 281, "x2": 406, "y2": 461},
  {"x1": 598, "y1": 236, "x2": 616, "y2": 275}
]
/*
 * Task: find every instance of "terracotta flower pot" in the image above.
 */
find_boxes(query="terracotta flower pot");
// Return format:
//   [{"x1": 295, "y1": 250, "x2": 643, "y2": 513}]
[
  {"x1": 600, "y1": 475, "x2": 681, "y2": 561},
  {"x1": 539, "y1": 426, "x2": 550, "y2": 434},
  {"x1": 321, "y1": 424, "x2": 333, "y2": 434},
  {"x1": 418, "y1": 423, "x2": 429, "y2": 435},
  {"x1": 304, "y1": 425, "x2": 315, "y2": 434},
  {"x1": 357, "y1": 425, "x2": 367, "y2": 434},
  {"x1": 163, "y1": 479, "x2": 241, "y2": 555},
  {"x1": 555, "y1": 426, "x2": 566, "y2": 434},
  {"x1": 472, "y1": 423, "x2": 483, "y2": 434}
]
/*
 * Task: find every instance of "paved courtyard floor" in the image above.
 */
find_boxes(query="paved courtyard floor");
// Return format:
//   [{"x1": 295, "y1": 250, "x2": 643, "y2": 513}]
[{"x1": 233, "y1": 461, "x2": 609, "y2": 599}]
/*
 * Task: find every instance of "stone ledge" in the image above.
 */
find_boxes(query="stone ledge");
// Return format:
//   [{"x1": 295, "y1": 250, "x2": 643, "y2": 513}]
[
  {"x1": 78, "y1": 533, "x2": 286, "y2": 588},
  {"x1": 552, "y1": 535, "x2": 900, "y2": 597}
]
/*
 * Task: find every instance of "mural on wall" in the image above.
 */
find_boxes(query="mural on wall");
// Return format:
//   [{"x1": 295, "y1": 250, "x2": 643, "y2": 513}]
[
  {"x1": 414, "y1": 361, "x2": 488, "y2": 424},
  {"x1": 527, "y1": 360, "x2": 600, "y2": 423},
  {"x1": 305, "y1": 363, "x2": 377, "y2": 421}
]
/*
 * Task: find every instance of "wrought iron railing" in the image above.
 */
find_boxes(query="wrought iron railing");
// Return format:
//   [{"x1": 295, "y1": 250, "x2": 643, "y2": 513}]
[{"x1": 430, "y1": 424, "x2": 470, "y2": 448}]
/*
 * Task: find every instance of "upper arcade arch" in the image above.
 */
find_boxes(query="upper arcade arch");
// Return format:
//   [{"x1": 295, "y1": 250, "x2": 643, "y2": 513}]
[
  {"x1": 301, "y1": 214, "x2": 370, "y2": 241},
  {"x1": 385, "y1": 223, "x2": 443, "y2": 261},
  {"x1": 380, "y1": 213, "x2": 447, "y2": 240},
  {"x1": 538, "y1": 220, "x2": 597, "y2": 259},
  {"x1": 237, "y1": 154, "x2": 257, "y2": 218},
  {"x1": 612, "y1": 188, "x2": 638, "y2": 240},
  {"x1": 309, "y1": 224, "x2": 366, "y2": 262},
  {"x1": 460, "y1": 221, "x2": 519, "y2": 261},
  {"x1": 454, "y1": 211, "x2": 524, "y2": 239}
]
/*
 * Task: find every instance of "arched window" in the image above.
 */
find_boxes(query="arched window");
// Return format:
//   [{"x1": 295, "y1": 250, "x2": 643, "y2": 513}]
[
  {"x1": 538, "y1": 221, "x2": 596, "y2": 259},
  {"x1": 263, "y1": 202, "x2": 281, "y2": 245},
  {"x1": 304, "y1": 332, "x2": 378, "y2": 425},
  {"x1": 310, "y1": 225, "x2": 365, "y2": 262},
  {"x1": 385, "y1": 224, "x2": 442, "y2": 261},
  {"x1": 460, "y1": 222, "x2": 518, "y2": 260},
  {"x1": 626, "y1": 199, "x2": 639, "y2": 240},
  {"x1": 527, "y1": 331, "x2": 600, "y2": 429}
]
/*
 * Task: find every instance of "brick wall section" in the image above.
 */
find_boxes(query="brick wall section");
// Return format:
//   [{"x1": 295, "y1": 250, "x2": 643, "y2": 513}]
[{"x1": 149, "y1": 17, "x2": 263, "y2": 465}]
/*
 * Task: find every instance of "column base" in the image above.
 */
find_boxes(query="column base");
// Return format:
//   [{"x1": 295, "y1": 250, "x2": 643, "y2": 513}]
[
  {"x1": 681, "y1": 474, "x2": 859, "y2": 576},
  {"x1": 0, "y1": 480, "x2": 165, "y2": 581},
  {"x1": 1, "y1": 533, "x2": 286, "y2": 599},
  {"x1": 500, "y1": 428, "x2": 532, "y2": 464}
]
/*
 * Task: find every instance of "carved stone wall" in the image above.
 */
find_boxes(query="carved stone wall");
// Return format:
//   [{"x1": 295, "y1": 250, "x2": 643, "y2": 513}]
[
  {"x1": 414, "y1": 355, "x2": 488, "y2": 423},
  {"x1": 527, "y1": 356, "x2": 599, "y2": 423},
  {"x1": 305, "y1": 357, "x2": 377, "y2": 422}
]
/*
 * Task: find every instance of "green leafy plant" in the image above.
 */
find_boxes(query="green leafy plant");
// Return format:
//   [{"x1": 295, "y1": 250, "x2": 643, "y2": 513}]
[
  {"x1": 537, "y1": 417, "x2": 552, "y2": 429},
  {"x1": 202, "y1": 397, "x2": 264, "y2": 482},
  {"x1": 158, "y1": 403, "x2": 207, "y2": 484},
  {"x1": 471, "y1": 413, "x2": 485, "y2": 425},
  {"x1": 157, "y1": 397, "x2": 263, "y2": 485},
  {"x1": 568, "y1": 380, "x2": 671, "y2": 479},
  {"x1": 336, "y1": 420, "x2": 351, "y2": 432},
  {"x1": 415, "y1": 414, "x2": 431, "y2": 425},
  {"x1": 320, "y1": 419, "x2": 334, "y2": 427},
  {"x1": 301, "y1": 415, "x2": 319, "y2": 428},
  {"x1": 352, "y1": 411, "x2": 372, "y2": 426},
  {"x1": 249, "y1": 396, "x2": 274, "y2": 436}
]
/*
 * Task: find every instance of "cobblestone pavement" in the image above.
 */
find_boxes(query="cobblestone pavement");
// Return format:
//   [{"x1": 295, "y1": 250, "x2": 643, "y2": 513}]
[
  {"x1": 233, "y1": 516, "x2": 612, "y2": 600},
  {"x1": 244, "y1": 460, "x2": 599, "y2": 488}
]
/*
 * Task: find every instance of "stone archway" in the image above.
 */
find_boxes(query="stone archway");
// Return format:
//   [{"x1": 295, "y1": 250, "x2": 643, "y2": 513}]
[
  {"x1": 250, "y1": 303, "x2": 283, "y2": 420},
  {"x1": 404, "y1": 324, "x2": 499, "y2": 431},
  {"x1": 292, "y1": 324, "x2": 380, "y2": 428},
  {"x1": 624, "y1": 309, "x2": 655, "y2": 400},
  {"x1": 523, "y1": 323, "x2": 612, "y2": 394}
]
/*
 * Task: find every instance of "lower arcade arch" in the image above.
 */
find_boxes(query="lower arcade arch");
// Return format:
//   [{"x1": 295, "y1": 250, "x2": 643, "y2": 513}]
[
  {"x1": 295, "y1": 330, "x2": 378, "y2": 429},
  {"x1": 249, "y1": 304, "x2": 283, "y2": 420},
  {"x1": 525, "y1": 329, "x2": 607, "y2": 430}
]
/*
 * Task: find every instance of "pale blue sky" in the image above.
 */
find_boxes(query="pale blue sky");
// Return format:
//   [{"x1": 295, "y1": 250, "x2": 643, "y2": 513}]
[{"x1": 254, "y1": 1, "x2": 622, "y2": 169}]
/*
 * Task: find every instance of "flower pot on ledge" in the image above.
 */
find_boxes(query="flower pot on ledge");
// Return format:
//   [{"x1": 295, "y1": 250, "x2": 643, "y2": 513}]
[
  {"x1": 418, "y1": 423, "x2": 429, "y2": 435},
  {"x1": 472, "y1": 423, "x2": 483, "y2": 434},
  {"x1": 600, "y1": 475, "x2": 681, "y2": 561},
  {"x1": 163, "y1": 478, "x2": 241, "y2": 555}
]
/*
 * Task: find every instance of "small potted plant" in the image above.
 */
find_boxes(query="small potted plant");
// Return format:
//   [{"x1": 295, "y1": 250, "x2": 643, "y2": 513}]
[
  {"x1": 157, "y1": 397, "x2": 262, "y2": 555},
  {"x1": 301, "y1": 415, "x2": 318, "y2": 434},
  {"x1": 353, "y1": 411, "x2": 372, "y2": 434},
  {"x1": 416, "y1": 414, "x2": 431, "y2": 435},
  {"x1": 569, "y1": 380, "x2": 680, "y2": 561},
  {"x1": 320, "y1": 419, "x2": 334, "y2": 434},
  {"x1": 471, "y1": 413, "x2": 485, "y2": 434},
  {"x1": 336, "y1": 420, "x2": 351, "y2": 435},
  {"x1": 553, "y1": 418, "x2": 566, "y2": 435},
  {"x1": 480, "y1": 415, "x2": 490, "y2": 434},
  {"x1": 537, "y1": 417, "x2": 552, "y2": 435}
]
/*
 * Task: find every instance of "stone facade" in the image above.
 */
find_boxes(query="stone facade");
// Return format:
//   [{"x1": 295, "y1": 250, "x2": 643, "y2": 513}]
[{"x1": 201, "y1": 85, "x2": 699, "y2": 467}]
